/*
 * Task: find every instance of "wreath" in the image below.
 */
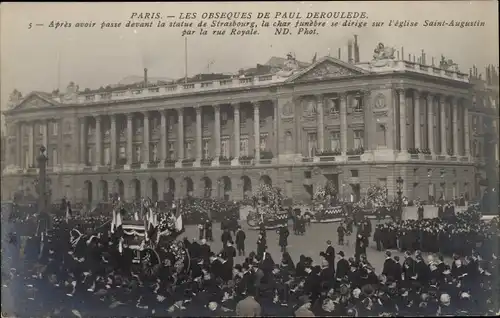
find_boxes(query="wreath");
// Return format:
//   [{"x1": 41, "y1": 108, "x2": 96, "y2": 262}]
[
  {"x1": 252, "y1": 184, "x2": 283, "y2": 216},
  {"x1": 366, "y1": 185, "x2": 388, "y2": 207}
]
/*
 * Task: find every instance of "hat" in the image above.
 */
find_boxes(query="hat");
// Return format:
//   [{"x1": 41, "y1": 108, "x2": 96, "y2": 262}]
[
  {"x1": 385, "y1": 250, "x2": 392, "y2": 257},
  {"x1": 326, "y1": 240, "x2": 332, "y2": 245},
  {"x1": 298, "y1": 295, "x2": 311, "y2": 305},
  {"x1": 337, "y1": 251, "x2": 345, "y2": 257},
  {"x1": 361, "y1": 284, "x2": 375, "y2": 297}
]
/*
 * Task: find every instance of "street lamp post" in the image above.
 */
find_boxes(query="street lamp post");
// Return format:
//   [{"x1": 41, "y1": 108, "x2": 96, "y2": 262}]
[
  {"x1": 36, "y1": 146, "x2": 49, "y2": 213},
  {"x1": 396, "y1": 176, "x2": 404, "y2": 220}
]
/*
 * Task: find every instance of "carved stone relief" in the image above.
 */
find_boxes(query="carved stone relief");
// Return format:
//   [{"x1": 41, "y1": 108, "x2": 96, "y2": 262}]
[
  {"x1": 300, "y1": 62, "x2": 355, "y2": 80},
  {"x1": 374, "y1": 93, "x2": 386, "y2": 109},
  {"x1": 281, "y1": 101, "x2": 294, "y2": 117}
]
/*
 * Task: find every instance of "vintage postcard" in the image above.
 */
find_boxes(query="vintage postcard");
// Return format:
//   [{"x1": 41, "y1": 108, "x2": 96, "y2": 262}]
[{"x1": 1, "y1": 2, "x2": 498, "y2": 317}]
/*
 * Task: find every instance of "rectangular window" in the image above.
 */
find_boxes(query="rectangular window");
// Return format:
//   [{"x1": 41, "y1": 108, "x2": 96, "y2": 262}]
[
  {"x1": 329, "y1": 131, "x2": 340, "y2": 151},
  {"x1": 65, "y1": 121, "x2": 72, "y2": 133},
  {"x1": 351, "y1": 169, "x2": 359, "y2": 177},
  {"x1": 135, "y1": 145, "x2": 141, "y2": 162},
  {"x1": 354, "y1": 130, "x2": 364, "y2": 149},
  {"x1": 119, "y1": 146, "x2": 126, "y2": 159},
  {"x1": 52, "y1": 122, "x2": 59, "y2": 136},
  {"x1": 152, "y1": 144, "x2": 158, "y2": 161},
  {"x1": 240, "y1": 137, "x2": 249, "y2": 156},
  {"x1": 185, "y1": 141, "x2": 193, "y2": 159},
  {"x1": 203, "y1": 139, "x2": 210, "y2": 159},
  {"x1": 221, "y1": 138, "x2": 230, "y2": 158},
  {"x1": 329, "y1": 98, "x2": 340, "y2": 114},
  {"x1": 260, "y1": 134, "x2": 268, "y2": 151},
  {"x1": 52, "y1": 148, "x2": 58, "y2": 166},
  {"x1": 87, "y1": 147, "x2": 93, "y2": 165},
  {"x1": 353, "y1": 95, "x2": 363, "y2": 112},
  {"x1": 104, "y1": 147, "x2": 110, "y2": 165},
  {"x1": 25, "y1": 149, "x2": 29, "y2": 168},
  {"x1": 168, "y1": 141, "x2": 175, "y2": 159},
  {"x1": 167, "y1": 117, "x2": 174, "y2": 132},
  {"x1": 307, "y1": 133, "x2": 317, "y2": 157}
]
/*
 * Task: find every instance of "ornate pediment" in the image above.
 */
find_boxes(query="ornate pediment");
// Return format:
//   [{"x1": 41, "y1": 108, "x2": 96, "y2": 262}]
[
  {"x1": 14, "y1": 95, "x2": 53, "y2": 110},
  {"x1": 288, "y1": 57, "x2": 368, "y2": 82}
]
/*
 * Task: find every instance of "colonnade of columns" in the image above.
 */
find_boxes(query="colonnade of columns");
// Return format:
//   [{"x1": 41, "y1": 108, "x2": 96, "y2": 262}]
[
  {"x1": 9, "y1": 88, "x2": 476, "y2": 171},
  {"x1": 396, "y1": 88, "x2": 470, "y2": 157},
  {"x1": 78, "y1": 101, "x2": 267, "y2": 168}
]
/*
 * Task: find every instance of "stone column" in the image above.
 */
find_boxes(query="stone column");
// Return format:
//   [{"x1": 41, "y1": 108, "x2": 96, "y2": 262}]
[
  {"x1": 463, "y1": 105, "x2": 470, "y2": 157},
  {"x1": 397, "y1": 88, "x2": 407, "y2": 151},
  {"x1": 253, "y1": 102, "x2": 260, "y2": 163},
  {"x1": 439, "y1": 96, "x2": 447, "y2": 155},
  {"x1": 232, "y1": 104, "x2": 240, "y2": 165},
  {"x1": 42, "y1": 120, "x2": 48, "y2": 150},
  {"x1": 142, "y1": 112, "x2": 150, "y2": 167},
  {"x1": 16, "y1": 122, "x2": 22, "y2": 168},
  {"x1": 160, "y1": 110, "x2": 167, "y2": 165},
  {"x1": 28, "y1": 123, "x2": 34, "y2": 167},
  {"x1": 95, "y1": 116, "x2": 102, "y2": 167},
  {"x1": 110, "y1": 114, "x2": 117, "y2": 167},
  {"x1": 176, "y1": 108, "x2": 184, "y2": 165},
  {"x1": 79, "y1": 117, "x2": 87, "y2": 166},
  {"x1": 426, "y1": 94, "x2": 435, "y2": 154},
  {"x1": 452, "y1": 97, "x2": 459, "y2": 156},
  {"x1": 340, "y1": 93, "x2": 348, "y2": 156},
  {"x1": 414, "y1": 90, "x2": 421, "y2": 150},
  {"x1": 273, "y1": 100, "x2": 279, "y2": 159},
  {"x1": 126, "y1": 114, "x2": 133, "y2": 169},
  {"x1": 362, "y1": 90, "x2": 372, "y2": 150},
  {"x1": 316, "y1": 95, "x2": 325, "y2": 153},
  {"x1": 195, "y1": 106, "x2": 203, "y2": 164},
  {"x1": 213, "y1": 105, "x2": 221, "y2": 163}
]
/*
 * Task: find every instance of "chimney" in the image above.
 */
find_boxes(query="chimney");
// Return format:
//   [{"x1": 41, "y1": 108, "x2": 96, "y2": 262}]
[
  {"x1": 469, "y1": 68, "x2": 472, "y2": 78},
  {"x1": 421, "y1": 50, "x2": 426, "y2": 65},
  {"x1": 397, "y1": 50, "x2": 400, "y2": 60},
  {"x1": 354, "y1": 35, "x2": 360, "y2": 63},
  {"x1": 144, "y1": 68, "x2": 148, "y2": 87},
  {"x1": 401, "y1": 47, "x2": 404, "y2": 61},
  {"x1": 347, "y1": 39, "x2": 353, "y2": 63},
  {"x1": 338, "y1": 48, "x2": 341, "y2": 60}
]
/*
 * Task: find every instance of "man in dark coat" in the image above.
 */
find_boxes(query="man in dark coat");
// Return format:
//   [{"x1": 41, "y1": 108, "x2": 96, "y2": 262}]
[
  {"x1": 221, "y1": 228, "x2": 233, "y2": 247},
  {"x1": 417, "y1": 203, "x2": 424, "y2": 221},
  {"x1": 335, "y1": 251, "x2": 349, "y2": 282},
  {"x1": 205, "y1": 219, "x2": 213, "y2": 241},
  {"x1": 325, "y1": 240, "x2": 335, "y2": 269},
  {"x1": 402, "y1": 251, "x2": 417, "y2": 285},
  {"x1": 355, "y1": 234, "x2": 365, "y2": 263},
  {"x1": 382, "y1": 250, "x2": 397, "y2": 281},
  {"x1": 278, "y1": 225, "x2": 289, "y2": 253},
  {"x1": 235, "y1": 226, "x2": 246, "y2": 256}
]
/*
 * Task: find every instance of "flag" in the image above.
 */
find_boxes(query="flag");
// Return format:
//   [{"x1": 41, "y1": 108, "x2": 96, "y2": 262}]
[
  {"x1": 65, "y1": 204, "x2": 71, "y2": 223},
  {"x1": 111, "y1": 208, "x2": 117, "y2": 234},
  {"x1": 38, "y1": 232, "x2": 45, "y2": 260},
  {"x1": 175, "y1": 210, "x2": 183, "y2": 232}
]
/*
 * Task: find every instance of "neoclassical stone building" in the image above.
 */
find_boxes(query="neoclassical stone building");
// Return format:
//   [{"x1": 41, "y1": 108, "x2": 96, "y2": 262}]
[{"x1": 2, "y1": 47, "x2": 493, "y2": 206}]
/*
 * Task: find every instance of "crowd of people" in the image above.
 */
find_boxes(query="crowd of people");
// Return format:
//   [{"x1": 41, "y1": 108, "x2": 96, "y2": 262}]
[{"x1": 2, "y1": 198, "x2": 500, "y2": 317}]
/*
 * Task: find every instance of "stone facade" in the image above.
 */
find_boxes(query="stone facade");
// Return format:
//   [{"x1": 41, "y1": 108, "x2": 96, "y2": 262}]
[{"x1": 2, "y1": 55, "x2": 494, "y2": 205}]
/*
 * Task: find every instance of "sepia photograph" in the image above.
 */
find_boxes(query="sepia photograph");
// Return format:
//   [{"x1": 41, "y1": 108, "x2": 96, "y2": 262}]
[{"x1": 1, "y1": 1, "x2": 499, "y2": 317}]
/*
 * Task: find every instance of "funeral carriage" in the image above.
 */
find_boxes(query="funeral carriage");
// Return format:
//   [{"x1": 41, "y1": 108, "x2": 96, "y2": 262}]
[
  {"x1": 246, "y1": 184, "x2": 290, "y2": 229},
  {"x1": 309, "y1": 183, "x2": 346, "y2": 223},
  {"x1": 70, "y1": 197, "x2": 190, "y2": 277}
]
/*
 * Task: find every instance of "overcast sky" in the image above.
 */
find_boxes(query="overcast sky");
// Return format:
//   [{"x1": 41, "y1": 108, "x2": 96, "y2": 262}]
[{"x1": 1, "y1": 1, "x2": 498, "y2": 129}]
